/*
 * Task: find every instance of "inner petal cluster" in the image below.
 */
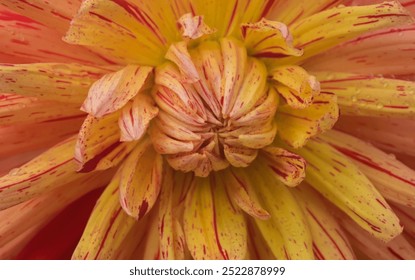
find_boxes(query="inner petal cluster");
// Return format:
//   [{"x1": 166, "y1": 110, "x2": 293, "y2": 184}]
[{"x1": 149, "y1": 38, "x2": 278, "y2": 177}]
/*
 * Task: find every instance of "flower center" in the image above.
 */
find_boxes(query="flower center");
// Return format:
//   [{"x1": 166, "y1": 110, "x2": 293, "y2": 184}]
[{"x1": 149, "y1": 38, "x2": 278, "y2": 177}]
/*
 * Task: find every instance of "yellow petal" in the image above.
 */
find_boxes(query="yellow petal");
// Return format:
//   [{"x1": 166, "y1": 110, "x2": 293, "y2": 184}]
[
  {"x1": 241, "y1": 19, "x2": 303, "y2": 58},
  {"x1": 177, "y1": 13, "x2": 216, "y2": 40},
  {"x1": 251, "y1": 163, "x2": 314, "y2": 259},
  {"x1": 0, "y1": 63, "x2": 107, "y2": 103},
  {"x1": 276, "y1": 92, "x2": 339, "y2": 148},
  {"x1": 119, "y1": 95, "x2": 159, "y2": 142},
  {"x1": 82, "y1": 65, "x2": 153, "y2": 118},
  {"x1": 271, "y1": 65, "x2": 320, "y2": 109},
  {"x1": 165, "y1": 41, "x2": 199, "y2": 82},
  {"x1": 296, "y1": 138, "x2": 402, "y2": 241},
  {"x1": 183, "y1": 176, "x2": 247, "y2": 260},
  {"x1": 292, "y1": 185, "x2": 355, "y2": 260},
  {"x1": 119, "y1": 138, "x2": 163, "y2": 220},
  {"x1": 321, "y1": 130, "x2": 415, "y2": 207},
  {"x1": 75, "y1": 112, "x2": 122, "y2": 171},
  {"x1": 72, "y1": 173, "x2": 145, "y2": 260},
  {"x1": 0, "y1": 137, "x2": 81, "y2": 210},
  {"x1": 278, "y1": 1, "x2": 414, "y2": 65},
  {"x1": 260, "y1": 146, "x2": 306, "y2": 187},
  {"x1": 316, "y1": 72, "x2": 415, "y2": 118},
  {"x1": 224, "y1": 168, "x2": 270, "y2": 220},
  {"x1": 246, "y1": 221, "x2": 276, "y2": 260},
  {"x1": 158, "y1": 168, "x2": 186, "y2": 260},
  {"x1": 64, "y1": 0, "x2": 176, "y2": 65}
]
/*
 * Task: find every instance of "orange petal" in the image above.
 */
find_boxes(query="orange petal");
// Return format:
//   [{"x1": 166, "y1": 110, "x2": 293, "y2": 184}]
[
  {"x1": 292, "y1": 185, "x2": 355, "y2": 260},
  {"x1": 0, "y1": 63, "x2": 108, "y2": 103},
  {"x1": 260, "y1": 146, "x2": 306, "y2": 187},
  {"x1": 119, "y1": 138, "x2": 163, "y2": 220},
  {"x1": 183, "y1": 176, "x2": 247, "y2": 260},
  {"x1": 321, "y1": 130, "x2": 415, "y2": 207},
  {"x1": 0, "y1": 137, "x2": 81, "y2": 210},
  {"x1": 82, "y1": 65, "x2": 153, "y2": 118},
  {"x1": 296, "y1": 138, "x2": 402, "y2": 242},
  {"x1": 393, "y1": 203, "x2": 415, "y2": 239},
  {"x1": 276, "y1": 92, "x2": 339, "y2": 148},
  {"x1": 72, "y1": 173, "x2": 145, "y2": 260}
]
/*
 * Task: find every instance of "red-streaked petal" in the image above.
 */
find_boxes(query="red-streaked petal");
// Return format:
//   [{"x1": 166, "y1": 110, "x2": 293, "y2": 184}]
[
  {"x1": 82, "y1": 65, "x2": 153, "y2": 118},
  {"x1": 260, "y1": 146, "x2": 306, "y2": 187},
  {"x1": 183, "y1": 175, "x2": 247, "y2": 260},
  {"x1": 119, "y1": 138, "x2": 163, "y2": 220},
  {"x1": 178, "y1": 13, "x2": 216, "y2": 40}
]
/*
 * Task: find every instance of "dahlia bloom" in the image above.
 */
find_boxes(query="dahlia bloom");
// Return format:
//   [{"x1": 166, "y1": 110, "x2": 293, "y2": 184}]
[{"x1": 1, "y1": 0, "x2": 415, "y2": 260}]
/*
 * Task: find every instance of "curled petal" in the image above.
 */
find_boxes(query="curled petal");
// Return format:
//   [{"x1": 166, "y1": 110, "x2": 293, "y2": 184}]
[
  {"x1": 260, "y1": 146, "x2": 306, "y2": 187},
  {"x1": 119, "y1": 138, "x2": 163, "y2": 220},
  {"x1": 241, "y1": 19, "x2": 303, "y2": 58},
  {"x1": 276, "y1": 92, "x2": 339, "y2": 148},
  {"x1": 177, "y1": 13, "x2": 215, "y2": 40},
  {"x1": 165, "y1": 41, "x2": 199, "y2": 82},
  {"x1": 82, "y1": 65, "x2": 153, "y2": 118}
]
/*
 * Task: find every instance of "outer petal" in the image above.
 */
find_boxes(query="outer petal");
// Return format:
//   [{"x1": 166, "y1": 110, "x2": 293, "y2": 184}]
[
  {"x1": 251, "y1": 163, "x2": 314, "y2": 260},
  {"x1": 259, "y1": 146, "x2": 307, "y2": 187},
  {"x1": 305, "y1": 26, "x2": 415, "y2": 76},
  {"x1": 0, "y1": 137, "x2": 82, "y2": 210},
  {"x1": 82, "y1": 65, "x2": 153, "y2": 118},
  {"x1": 316, "y1": 72, "x2": 415, "y2": 118},
  {"x1": 276, "y1": 92, "x2": 339, "y2": 148},
  {"x1": 341, "y1": 214, "x2": 415, "y2": 260},
  {"x1": 292, "y1": 185, "x2": 355, "y2": 260},
  {"x1": 183, "y1": 175, "x2": 247, "y2": 260},
  {"x1": 0, "y1": 63, "x2": 108, "y2": 103},
  {"x1": 321, "y1": 130, "x2": 415, "y2": 207},
  {"x1": 278, "y1": 2, "x2": 414, "y2": 65},
  {"x1": 0, "y1": 94, "x2": 83, "y2": 126},
  {"x1": 335, "y1": 116, "x2": 415, "y2": 157},
  {"x1": 64, "y1": 0, "x2": 179, "y2": 65},
  {"x1": 296, "y1": 138, "x2": 402, "y2": 241},
  {"x1": 72, "y1": 173, "x2": 145, "y2": 260},
  {"x1": 0, "y1": 9, "x2": 109, "y2": 64},
  {"x1": 119, "y1": 138, "x2": 163, "y2": 220}
]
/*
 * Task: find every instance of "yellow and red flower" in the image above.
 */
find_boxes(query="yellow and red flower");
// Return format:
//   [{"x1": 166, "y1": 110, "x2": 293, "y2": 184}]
[{"x1": 0, "y1": 0, "x2": 415, "y2": 260}]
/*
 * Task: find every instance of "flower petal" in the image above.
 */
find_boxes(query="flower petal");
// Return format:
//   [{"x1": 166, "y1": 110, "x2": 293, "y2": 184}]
[
  {"x1": 276, "y1": 91, "x2": 339, "y2": 148},
  {"x1": 177, "y1": 13, "x2": 215, "y2": 40},
  {"x1": 271, "y1": 65, "x2": 320, "y2": 109},
  {"x1": 292, "y1": 185, "x2": 355, "y2": 260},
  {"x1": 393, "y1": 203, "x2": 415, "y2": 239},
  {"x1": 82, "y1": 65, "x2": 153, "y2": 118},
  {"x1": 279, "y1": 1, "x2": 414, "y2": 65},
  {"x1": 251, "y1": 163, "x2": 314, "y2": 260},
  {"x1": 72, "y1": 173, "x2": 145, "y2": 260},
  {"x1": 335, "y1": 115, "x2": 415, "y2": 157},
  {"x1": 316, "y1": 72, "x2": 415, "y2": 118},
  {"x1": 259, "y1": 146, "x2": 306, "y2": 187},
  {"x1": 0, "y1": 63, "x2": 108, "y2": 103},
  {"x1": 305, "y1": 26, "x2": 415, "y2": 76},
  {"x1": 321, "y1": 130, "x2": 415, "y2": 207},
  {"x1": 184, "y1": 176, "x2": 247, "y2": 260},
  {"x1": 118, "y1": 95, "x2": 159, "y2": 142},
  {"x1": 119, "y1": 138, "x2": 163, "y2": 220},
  {"x1": 0, "y1": 9, "x2": 108, "y2": 64},
  {"x1": 165, "y1": 41, "x2": 199, "y2": 83},
  {"x1": 0, "y1": 137, "x2": 81, "y2": 210},
  {"x1": 0, "y1": 94, "x2": 84, "y2": 126},
  {"x1": 75, "y1": 113, "x2": 122, "y2": 171},
  {"x1": 224, "y1": 168, "x2": 270, "y2": 220},
  {"x1": 341, "y1": 214, "x2": 415, "y2": 260},
  {"x1": 241, "y1": 19, "x2": 303, "y2": 59},
  {"x1": 158, "y1": 168, "x2": 186, "y2": 260},
  {"x1": 64, "y1": 0, "x2": 178, "y2": 65},
  {"x1": 296, "y1": 138, "x2": 402, "y2": 242}
]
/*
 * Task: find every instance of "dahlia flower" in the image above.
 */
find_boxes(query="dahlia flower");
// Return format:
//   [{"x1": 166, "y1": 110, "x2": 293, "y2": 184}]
[{"x1": 0, "y1": 0, "x2": 415, "y2": 260}]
